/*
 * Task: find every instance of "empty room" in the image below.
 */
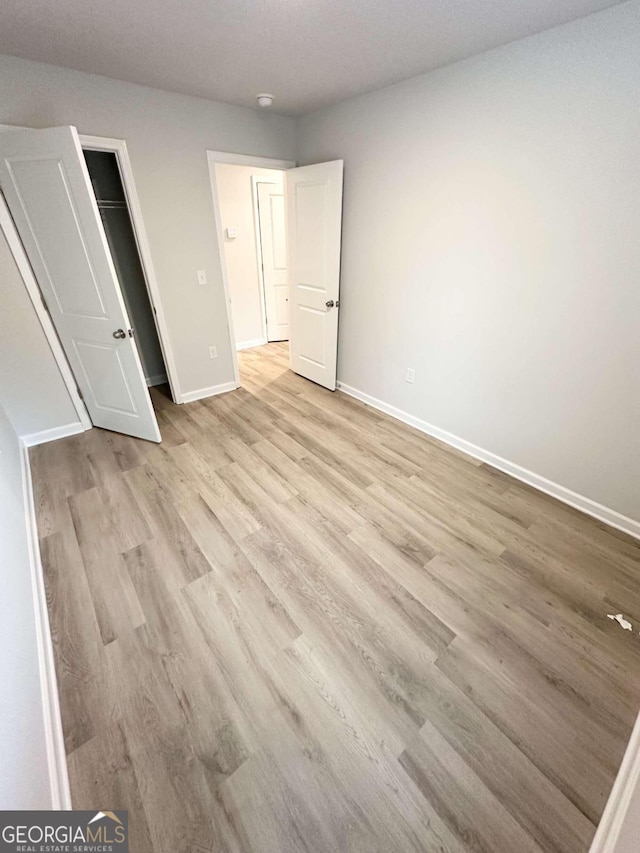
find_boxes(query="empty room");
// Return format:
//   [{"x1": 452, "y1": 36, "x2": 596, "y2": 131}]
[{"x1": 0, "y1": 1, "x2": 639, "y2": 852}]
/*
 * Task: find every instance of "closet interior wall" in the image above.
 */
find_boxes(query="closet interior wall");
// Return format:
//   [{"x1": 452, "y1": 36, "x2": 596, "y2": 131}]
[{"x1": 83, "y1": 150, "x2": 167, "y2": 387}]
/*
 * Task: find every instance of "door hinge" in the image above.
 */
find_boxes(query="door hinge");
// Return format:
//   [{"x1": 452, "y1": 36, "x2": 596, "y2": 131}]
[
  {"x1": 41, "y1": 294, "x2": 50, "y2": 315},
  {"x1": 76, "y1": 386, "x2": 84, "y2": 401}
]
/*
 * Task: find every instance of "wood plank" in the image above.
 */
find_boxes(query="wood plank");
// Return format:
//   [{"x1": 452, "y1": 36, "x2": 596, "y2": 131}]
[{"x1": 30, "y1": 342, "x2": 640, "y2": 853}]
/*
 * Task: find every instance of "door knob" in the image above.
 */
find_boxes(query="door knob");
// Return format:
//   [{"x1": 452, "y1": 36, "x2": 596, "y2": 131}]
[
  {"x1": 325, "y1": 300, "x2": 335, "y2": 308},
  {"x1": 112, "y1": 328, "x2": 126, "y2": 339}
]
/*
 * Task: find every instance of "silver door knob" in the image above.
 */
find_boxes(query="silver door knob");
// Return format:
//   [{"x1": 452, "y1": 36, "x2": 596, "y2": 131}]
[
  {"x1": 326, "y1": 300, "x2": 335, "y2": 308},
  {"x1": 112, "y1": 328, "x2": 126, "y2": 339}
]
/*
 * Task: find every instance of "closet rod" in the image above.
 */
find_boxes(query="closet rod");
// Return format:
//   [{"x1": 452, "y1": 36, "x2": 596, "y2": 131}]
[{"x1": 95, "y1": 199, "x2": 128, "y2": 209}]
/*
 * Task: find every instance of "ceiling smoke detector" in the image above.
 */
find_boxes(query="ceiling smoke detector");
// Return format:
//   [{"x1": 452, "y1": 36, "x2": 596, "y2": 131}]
[{"x1": 256, "y1": 93, "x2": 274, "y2": 108}]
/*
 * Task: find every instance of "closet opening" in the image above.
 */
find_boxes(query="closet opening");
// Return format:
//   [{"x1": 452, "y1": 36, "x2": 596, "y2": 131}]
[{"x1": 82, "y1": 148, "x2": 169, "y2": 392}]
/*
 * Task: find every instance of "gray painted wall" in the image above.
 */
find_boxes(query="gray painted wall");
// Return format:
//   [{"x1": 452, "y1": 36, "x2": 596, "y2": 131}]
[
  {"x1": 0, "y1": 403, "x2": 51, "y2": 808},
  {"x1": 0, "y1": 52, "x2": 296, "y2": 415},
  {"x1": 298, "y1": 1, "x2": 640, "y2": 522},
  {"x1": 0, "y1": 226, "x2": 78, "y2": 437}
]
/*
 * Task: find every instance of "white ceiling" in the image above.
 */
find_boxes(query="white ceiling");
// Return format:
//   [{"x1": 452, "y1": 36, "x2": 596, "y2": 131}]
[{"x1": 0, "y1": 0, "x2": 627, "y2": 115}]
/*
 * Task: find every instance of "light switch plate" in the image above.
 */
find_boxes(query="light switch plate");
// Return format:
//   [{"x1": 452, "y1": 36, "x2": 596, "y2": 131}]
[{"x1": 197, "y1": 269, "x2": 207, "y2": 286}]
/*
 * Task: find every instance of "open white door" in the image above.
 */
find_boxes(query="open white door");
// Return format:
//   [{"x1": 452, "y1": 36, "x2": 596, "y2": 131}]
[
  {"x1": 0, "y1": 126, "x2": 161, "y2": 442},
  {"x1": 256, "y1": 181, "x2": 289, "y2": 342},
  {"x1": 286, "y1": 160, "x2": 343, "y2": 391}
]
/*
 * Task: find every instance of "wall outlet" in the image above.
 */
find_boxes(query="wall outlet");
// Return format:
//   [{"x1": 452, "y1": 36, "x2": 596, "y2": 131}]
[
  {"x1": 406, "y1": 368, "x2": 416, "y2": 384},
  {"x1": 208, "y1": 345, "x2": 218, "y2": 359},
  {"x1": 197, "y1": 269, "x2": 207, "y2": 286}
]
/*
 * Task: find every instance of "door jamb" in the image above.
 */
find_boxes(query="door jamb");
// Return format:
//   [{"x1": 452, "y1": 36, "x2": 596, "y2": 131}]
[
  {"x1": 206, "y1": 151, "x2": 295, "y2": 387},
  {"x1": 252, "y1": 175, "x2": 284, "y2": 346},
  {"x1": 80, "y1": 135, "x2": 181, "y2": 402},
  {"x1": 0, "y1": 192, "x2": 92, "y2": 430}
]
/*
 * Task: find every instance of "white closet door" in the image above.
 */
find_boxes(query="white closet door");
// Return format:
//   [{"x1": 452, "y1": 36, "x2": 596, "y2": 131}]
[
  {"x1": 286, "y1": 160, "x2": 343, "y2": 391},
  {"x1": 0, "y1": 126, "x2": 161, "y2": 442}
]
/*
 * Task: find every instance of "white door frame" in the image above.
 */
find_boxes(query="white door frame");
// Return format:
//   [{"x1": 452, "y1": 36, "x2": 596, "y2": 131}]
[
  {"x1": 80, "y1": 135, "x2": 180, "y2": 403},
  {"x1": 0, "y1": 192, "x2": 93, "y2": 431},
  {"x1": 206, "y1": 150, "x2": 295, "y2": 387},
  {"x1": 252, "y1": 174, "x2": 284, "y2": 346}
]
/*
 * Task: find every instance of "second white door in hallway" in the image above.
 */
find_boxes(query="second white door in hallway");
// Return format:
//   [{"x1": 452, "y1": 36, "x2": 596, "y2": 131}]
[{"x1": 256, "y1": 180, "x2": 289, "y2": 342}]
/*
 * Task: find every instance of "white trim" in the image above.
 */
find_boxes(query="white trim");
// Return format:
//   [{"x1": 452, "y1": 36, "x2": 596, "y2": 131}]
[
  {"x1": 207, "y1": 151, "x2": 295, "y2": 170},
  {"x1": 20, "y1": 442, "x2": 72, "y2": 810},
  {"x1": 236, "y1": 337, "x2": 268, "y2": 351},
  {"x1": 146, "y1": 373, "x2": 168, "y2": 387},
  {"x1": 252, "y1": 176, "x2": 271, "y2": 344},
  {"x1": 179, "y1": 380, "x2": 238, "y2": 404},
  {"x1": 337, "y1": 382, "x2": 640, "y2": 541},
  {"x1": 21, "y1": 422, "x2": 86, "y2": 448},
  {"x1": 207, "y1": 154, "x2": 240, "y2": 388},
  {"x1": 591, "y1": 711, "x2": 640, "y2": 852},
  {"x1": 206, "y1": 151, "x2": 296, "y2": 389},
  {"x1": 0, "y1": 193, "x2": 92, "y2": 431},
  {"x1": 80, "y1": 135, "x2": 182, "y2": 404}
]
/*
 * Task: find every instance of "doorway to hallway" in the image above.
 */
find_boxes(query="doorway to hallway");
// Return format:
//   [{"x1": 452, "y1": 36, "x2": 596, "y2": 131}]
[
  {"x1": 208, "y1": 151, "x2": 345, "y2": 393},
  {"x1": 214, "y1": 162, "x2": 288, "y2": 352}
]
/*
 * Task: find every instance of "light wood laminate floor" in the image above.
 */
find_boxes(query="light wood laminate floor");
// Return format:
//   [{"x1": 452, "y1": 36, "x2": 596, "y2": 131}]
[{"x1": 32, "y1": 342, "x2": 640, "y2": 853}]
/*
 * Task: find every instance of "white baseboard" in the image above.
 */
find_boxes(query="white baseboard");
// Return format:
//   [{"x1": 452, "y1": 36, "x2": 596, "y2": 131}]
[
  {"x1": 236, "y1": 337, "x2": 267, "y2": 351},
  {"x1": 20, "y1": 443, "x2": 71, "y2": 810},
  {"x1": 179, "y1": 380, "x2": 238, "y2": 404},
  {"x1": 590, "y1": 710, "x2": 640, "y2": 852},
  {"x1": 146, "y1": 373, "x2": 168, "y2": 387},
  {"x1": 21, "y1": 421, "x2": 87, "y2": 448},
  {"x1": 337, "y1": 382, "x2": 640, "y2": 541}
]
